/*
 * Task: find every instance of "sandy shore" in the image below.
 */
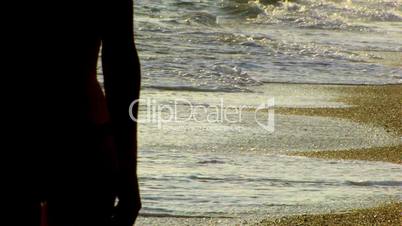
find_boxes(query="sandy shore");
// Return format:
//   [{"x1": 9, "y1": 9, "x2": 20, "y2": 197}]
[
  {"x1": 280, "y1": 84, "x2": 401, "y2": 164},
  {"x1": 257, "y1": 202, "x2": 402, "y2": 226},
  {"x1": 137, "y1": 84, "x2": 401, "y2": 225},
  {"x1": 263, "y1": 84, "x2": 402, "y2": 225}
]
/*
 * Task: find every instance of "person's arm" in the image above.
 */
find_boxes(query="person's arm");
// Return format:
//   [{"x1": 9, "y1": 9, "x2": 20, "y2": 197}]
[{"x1": 101, "y1": 0, "x2": 141, "y2": 225}]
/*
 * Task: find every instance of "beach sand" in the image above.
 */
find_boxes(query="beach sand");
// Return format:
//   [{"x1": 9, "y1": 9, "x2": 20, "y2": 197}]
[
  {"x1": 257, "y1": 202, "x2": 402, "y2": 226},
  {"x1": 260, "y1": 84, "x2": 402, "y2": 225},
  {"x1": 281, "y1": 84, "x2": 401, "y2": 163},
  {"x1": 137, "y1": 84, "x2": 401, "y2": 226}
]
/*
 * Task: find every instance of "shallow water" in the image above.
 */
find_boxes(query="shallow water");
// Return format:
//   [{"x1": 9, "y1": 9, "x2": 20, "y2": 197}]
[
  {"x1": 139, "y1": 149, "x2": 402, "y2": 218},
  {"x1": 130, "y1": 0, "x2": 402, "y2": 93},
  {"x1": 113, "y1": 0, "x2": 402, "y2": 222},
  {"x1": 135, "y1": 85, "x2": 402, "y2": 219}
]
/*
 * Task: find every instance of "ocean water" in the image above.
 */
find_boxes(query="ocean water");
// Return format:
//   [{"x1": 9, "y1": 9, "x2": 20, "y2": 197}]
[
  {"x1": 125, "y1": 0, "x2": 402, "y2": 222},
  {"x1": 135, "y1": 86, "x2": 402, "y2": 220},
  {"x1": 133, "y1": 0, "x2": 402, "y2": 92}
]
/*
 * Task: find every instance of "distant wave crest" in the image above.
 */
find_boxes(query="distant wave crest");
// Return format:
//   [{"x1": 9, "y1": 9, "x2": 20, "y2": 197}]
[{"x1": 345, "y1": 180, "x2": 402, "y2": 187}]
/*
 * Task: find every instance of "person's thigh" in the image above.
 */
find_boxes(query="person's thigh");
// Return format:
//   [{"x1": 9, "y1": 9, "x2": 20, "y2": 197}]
[
  {"x1": 47, "y1": 125, "x2": 117, "y2": 226},
  {"x1": 47, "y1": 189, "x2": 114, "y2": 226},
  {"x1": 9, "y1": 199, "x2": 41, "y2": 226}
]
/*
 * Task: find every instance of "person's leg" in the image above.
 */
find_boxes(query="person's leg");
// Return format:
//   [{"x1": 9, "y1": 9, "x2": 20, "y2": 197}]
[
  {"x1": 47, "y1": 189, "x2": 114, "y2": 226},
  {"x1": 18, "y1": 199, "x2": 41, "y2": 226},
  {"x1": 46, "y1": 160, "x2": 116, "y2": 226},
  {"x1": 5, "y1": 192, "x2": 41, "y2": 226},
  {"x1": 47, "y1": 124, "x2": 117, "y2": 226},
  {"x1": 5, "y1": 163, "x2": 44, "y2": 226}
]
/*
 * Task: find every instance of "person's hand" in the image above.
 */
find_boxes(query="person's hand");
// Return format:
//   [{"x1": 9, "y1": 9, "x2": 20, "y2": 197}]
[
  {"x1": 112, "y1": 168, "x2": 141, "y2": 226},
  {"x1": 113, "y1": 194, "x2": 141, "y2": 226}
]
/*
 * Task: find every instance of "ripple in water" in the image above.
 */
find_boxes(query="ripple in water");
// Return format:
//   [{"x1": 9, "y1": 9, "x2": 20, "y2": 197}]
[
  {"x1": 129, "y1": 0, "x2": 402, "y2": 92},
  {"x1": 138, "y1": 149, "x2": 402, "y2": 217}
]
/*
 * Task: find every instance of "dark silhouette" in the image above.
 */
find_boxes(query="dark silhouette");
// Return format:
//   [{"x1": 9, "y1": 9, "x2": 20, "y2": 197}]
[{"x1": 4, "y1": 0, "x2": 141, "y2": 225}]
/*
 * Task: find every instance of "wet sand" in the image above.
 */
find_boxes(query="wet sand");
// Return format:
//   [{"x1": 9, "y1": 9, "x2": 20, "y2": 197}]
[
  {"x1": 257, "y1": 202, "x2": 402, "y2": 226},
  {"x1": 281, "y1": 84, "x2": 402, "y2": 163},
  {"x1": 268, "y1": 84, "x2": 402, "y2": 225},
  {"x1": 136, "y1": 84, "x2": 401, "y2": 225}
]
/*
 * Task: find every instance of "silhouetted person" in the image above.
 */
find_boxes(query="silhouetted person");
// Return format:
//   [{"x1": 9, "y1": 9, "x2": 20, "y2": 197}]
[{"x1": 4, "y1": 0, "x2": 141, "y2": 225}]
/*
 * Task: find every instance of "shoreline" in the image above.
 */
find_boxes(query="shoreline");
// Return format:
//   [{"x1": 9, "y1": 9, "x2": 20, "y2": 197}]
[
  {"x1": 257, "y1": 202, "x2": 402, "y2": 226},
  {"x1": 262, "y1": 84, "x2": 402, "y2": 225},
  {"x1": 278, "y1": 84, "x2": 402, "y2": 164},
  {"x1": 137, "y1": 83, "x2": 402, "y2": 225}
]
